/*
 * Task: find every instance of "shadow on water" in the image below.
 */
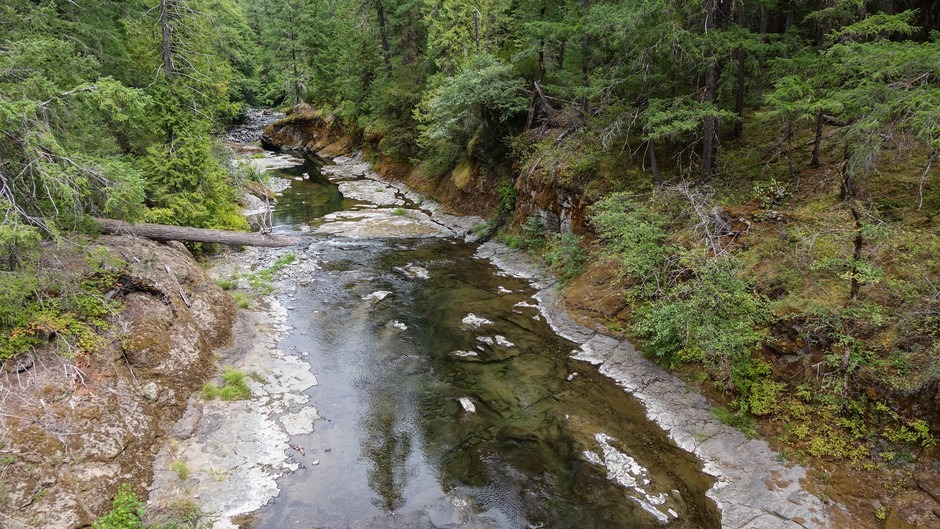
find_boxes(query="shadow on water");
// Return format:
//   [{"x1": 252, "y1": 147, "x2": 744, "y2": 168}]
[{"x1": 252, "y1": 158, "x2": 720, "y2": 529}]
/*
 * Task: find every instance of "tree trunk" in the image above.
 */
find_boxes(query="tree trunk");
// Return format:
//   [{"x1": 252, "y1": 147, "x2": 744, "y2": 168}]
[
  {"x1": 786, "y1": 121, "x2": 794, "y2": 180},
  {"x1": 840, "y1": 145, "x2": 856, "y2": 201},
  {"x1": 849, "y1": 206, "x2": 863, "y2": 301},
  {"x1": 94, "y1": 218, "x2": 300, "y2": 247},
  {"x1": 375, "y1": 0, "x2": 392, "y2": 72},
  {"x1": 292, "y1": 44, "x2": 301, "y2": 105},
  {"x1": 537, "y1": 2, "x2": 547, "y2": 83},
  {"x1": 811, "y1": 111, "x2": 824, "y2": 168},
  {"x1": 160, "y1": 0, "x2": 176, "y2": 76},
  {"x1": 785, "y1": 1, "x2": 795, "y2": 34},
  {"x1": 732, "y1": 2, "x2": 747, "y2": 139},
  {"x1": 701, "y1": 0, "x2": 723, "y2": 181},
  {"x1": 580, "y1": 0, "x2": 592, "y2": 118},
  {"x1": 649, "y1": 138, "x2": 661, "y2": 186}
]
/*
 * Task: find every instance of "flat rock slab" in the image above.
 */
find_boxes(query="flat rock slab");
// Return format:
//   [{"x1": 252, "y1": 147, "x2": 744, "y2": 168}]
[
  {"x1": 148, "y1": 295, "x2": 320, "y2": 529},
  {"x1": 247, "y1": 152, "x2": 308, "y2": 172},
  {"x1": 314, "y1": 209, "x2": 451, "y2": 239},
  {"x1": 334, "y1": 179, "x2": 408, "y2": 208}
]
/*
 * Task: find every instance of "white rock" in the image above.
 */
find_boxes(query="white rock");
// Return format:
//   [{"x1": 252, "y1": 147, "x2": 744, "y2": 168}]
[
  {"x1": 494, "y1": 335, "x2": 515, "y2": 347},
  {"x1": 461, "y1": 313, "x2": 493, "y2": 329},
  {"x1": 457, "y1": 397, "x2": 476, "y2": 414},
  {"x1": 364, "y1": 291, "x2": 393, "y2": 302}
]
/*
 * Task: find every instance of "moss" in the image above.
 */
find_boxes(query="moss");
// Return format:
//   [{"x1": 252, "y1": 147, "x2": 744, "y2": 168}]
[{"x1": 451, "y1": 158, "x2": 473, "y2": 190}]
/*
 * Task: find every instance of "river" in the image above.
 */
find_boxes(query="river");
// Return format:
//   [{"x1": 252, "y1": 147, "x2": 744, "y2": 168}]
[{"x1": 245, "y1": 154, "x2": 719, "y2": 529}]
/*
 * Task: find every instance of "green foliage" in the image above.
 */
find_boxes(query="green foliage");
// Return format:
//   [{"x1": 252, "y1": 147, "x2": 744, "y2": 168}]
[
  {"x1": 93, "y1": 484, "x2": 144, "y2": 529},
  {"x1": 496, "y1": 178, "x2": 517, "y2": 216},
  {"x1": 0, "y1": 243, "x2": 121, "y2": 363},
  {"x1": 643, "y1": 97, "x2": 739, "y2": 144},
  {"x1": 590, "y1": 193, "x2": 673, "y2": 298},
  {"x1": 144, "y1": 124, "x2": 248, "y2": 230},
  {"x1": 711, "y1": 406, "x2": 758, "y2": 438},
  {"x1": 543, "y1": 233, "x2": 586, "y2": 284},
  {"x1": 202, "y1": 366, "x2": 251, "y2": 401},
  {"x1": 521, "y1": 214, "x2": 545, "y2": 248},
  {"x1": 171, "y1": 459, "x2": 190, "y2": 481},
  {"x1": 634, "y1": 256, "x2": 768, "y2": 381},
  {"x1": 230, "y1": 291, "x2": 252, "y2": 309},
  {"x1": 93, "y1": 484, "x2": 206, "y2": 529},
  {"x1": 417, "y1": 54, "x2": 528, "y2": 157}
]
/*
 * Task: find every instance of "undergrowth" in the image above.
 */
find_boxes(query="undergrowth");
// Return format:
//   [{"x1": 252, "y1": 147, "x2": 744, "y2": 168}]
[
  {"x1": 219, "y1": 252, "x2": 296, "y2": 300},
  {"x1": 581, "y1": 150, "x2": 940, "y2": 468},
  {"x1": 0, "y1": 243, "x2": 123, "y2": 364},
  {"x1": 201, "y1": 366, "x2": 251, "y2": 401},
  {"x1": 93, "y1": 484, "x2": 206, "y2": 529}
]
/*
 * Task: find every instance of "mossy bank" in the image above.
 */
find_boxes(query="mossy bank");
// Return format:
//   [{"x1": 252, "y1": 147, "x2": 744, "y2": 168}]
[{"x1": 0, "y1": 237, "x2": 236, "y2": 528}]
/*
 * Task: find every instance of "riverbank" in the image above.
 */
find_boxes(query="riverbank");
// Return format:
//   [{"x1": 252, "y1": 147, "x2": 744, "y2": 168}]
[
  {"x1": 258, "y1": 104, "x2": 940, "y2": 528},
  {"x1": 0, "y1": 237, "x2": 235, "y2": 528},
  {"x1": 160, "y1": 143, "x2": 834, "y2": 527}
]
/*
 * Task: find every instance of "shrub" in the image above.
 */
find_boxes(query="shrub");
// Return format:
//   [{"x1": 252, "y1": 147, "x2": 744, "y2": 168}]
[
  {"x1": 93, "y1": 484, "x2": 144, "y2": 529},
  {"x1": 521, "y1": 214, "x2": 545, "y2": 248},
  {"x1": 543, "y1": 233, "x2": 587, "y2": 284},
  {"x1": 590, "y1": 193, "x2": 674, "y2": 298},
  {"x1": 633, "y1": 256, "x2": 769, "y2": 386}
]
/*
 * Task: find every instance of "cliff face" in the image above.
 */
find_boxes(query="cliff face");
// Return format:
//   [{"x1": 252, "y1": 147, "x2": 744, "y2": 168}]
[{"x1": 0, "y1": 236, "x2": 235, "y2": 528}]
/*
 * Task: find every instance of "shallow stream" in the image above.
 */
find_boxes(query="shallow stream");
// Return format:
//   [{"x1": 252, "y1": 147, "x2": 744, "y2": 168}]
[{"x1": 249, "y1": 155, "x2": 719, "y2": 529}]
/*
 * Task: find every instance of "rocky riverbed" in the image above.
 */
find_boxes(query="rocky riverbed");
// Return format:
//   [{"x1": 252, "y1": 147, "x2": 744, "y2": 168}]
[{"x1": 141, "y1": 149, "x2": 838, "y2": 529}]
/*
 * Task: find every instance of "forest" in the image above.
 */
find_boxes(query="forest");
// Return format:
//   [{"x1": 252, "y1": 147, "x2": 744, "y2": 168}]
[{"x1": 2, "y1": 0, "x2": 940, "y2": 524}]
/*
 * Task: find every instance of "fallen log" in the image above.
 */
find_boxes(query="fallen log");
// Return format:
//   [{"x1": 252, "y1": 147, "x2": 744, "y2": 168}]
[{"x1": 94, "y1": 218, "x2": 300, "y2": 248}]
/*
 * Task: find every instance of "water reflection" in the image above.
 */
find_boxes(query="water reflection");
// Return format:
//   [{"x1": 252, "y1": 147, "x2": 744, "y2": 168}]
[
  {"x1": 270, "y1": 161, "x2": 347, "y2": 226},
  {"x1": 252, "y1": 161, "x2": 719, "y2": 529}
]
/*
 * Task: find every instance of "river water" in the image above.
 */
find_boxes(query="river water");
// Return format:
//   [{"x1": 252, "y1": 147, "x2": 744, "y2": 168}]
[{"x1": 249, "y1": 155, "x2": 719, "y2": 529}]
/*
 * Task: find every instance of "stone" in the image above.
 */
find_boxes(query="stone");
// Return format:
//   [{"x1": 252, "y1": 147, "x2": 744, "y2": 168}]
[
  {"x1": 461, "y1": 313, "x2": 493, "y2": 329},
  {"x1": 364, "y1": 291, "x2": 392, "y2": 302},
  {"x1": 458, "y1": 397, "x2": 476, "y2": 414},
  {"x1": 140, "y1": 381, "x2": 160, "y2": 402},
  {"x1": 885, "y1": 491, "x2": 940, "y2": 528}
]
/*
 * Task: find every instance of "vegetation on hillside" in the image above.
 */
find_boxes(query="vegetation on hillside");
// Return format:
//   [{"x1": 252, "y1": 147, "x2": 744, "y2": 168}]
[
  {"x1": 2, "y1": 0, "x2": 940, "y2": 514},
  {"x1": 240, "y1": 0, "x2": 940, "y2": 471},
  {"x1": 0, "y1": 0, "x2": 259, "y2": 362}
]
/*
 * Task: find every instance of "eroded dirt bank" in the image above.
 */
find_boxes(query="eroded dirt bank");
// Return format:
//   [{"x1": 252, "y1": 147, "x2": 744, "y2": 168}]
[{"x1": 0, "y1": 237, "x2": 235, "y2": 528}]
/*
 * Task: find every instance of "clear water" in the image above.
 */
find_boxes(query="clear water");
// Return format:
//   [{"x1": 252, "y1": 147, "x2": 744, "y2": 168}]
[{"x1": 252, "y1": 158, "x2": 719, "y2": 529}]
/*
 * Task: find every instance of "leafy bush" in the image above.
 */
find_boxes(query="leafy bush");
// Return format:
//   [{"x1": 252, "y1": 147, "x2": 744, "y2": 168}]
[
  {"x1": 634, "y1": 256, "x2": 769, "y2": 383},
  {"x1": 93, "y1": 484, "x2": 144, "y2": 529},
  {"x1": 543, "y1": 233, "x2": 587, "y2": 284},
  {"x1": 591, "y1": 193, "x2": 675, "y2": 298}
]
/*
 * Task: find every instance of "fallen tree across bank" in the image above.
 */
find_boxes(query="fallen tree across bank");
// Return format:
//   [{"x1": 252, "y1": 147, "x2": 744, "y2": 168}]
[{"x1": 94, "y1": 218, "x2": 300, "y2": 247}]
